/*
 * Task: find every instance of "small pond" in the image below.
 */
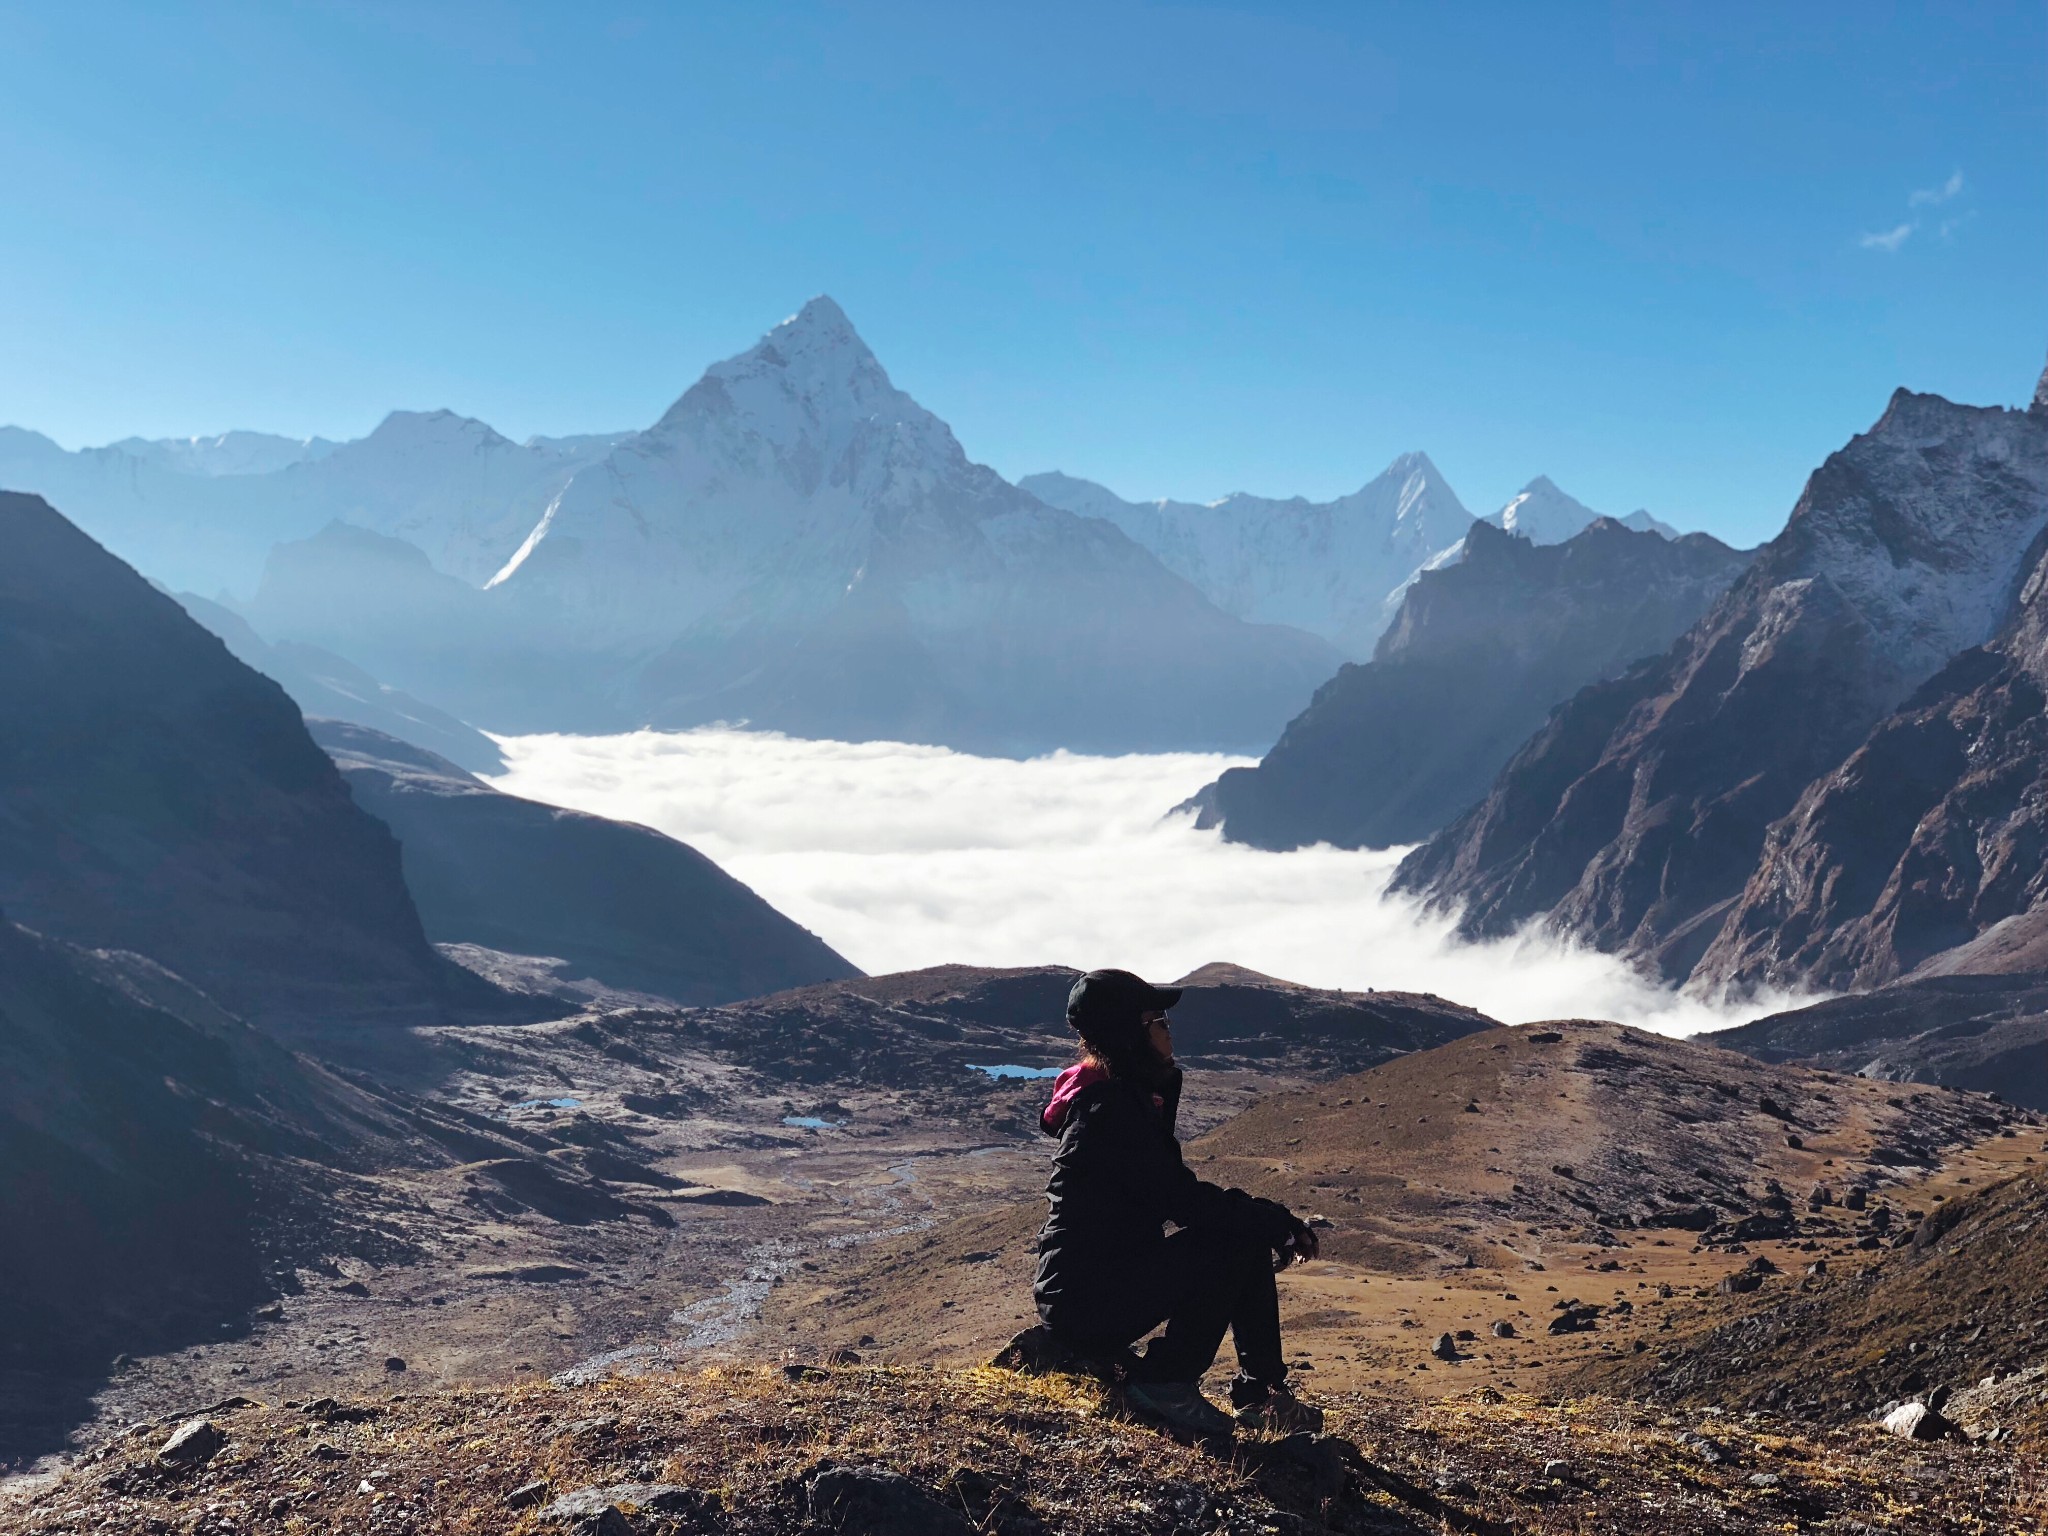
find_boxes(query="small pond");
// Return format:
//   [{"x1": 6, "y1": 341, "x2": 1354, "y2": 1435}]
[
  {"x1": 513, "y1": 1096, "x2": 581, "y2": 1110},
  {"x1": 968, "y1": 1064, "x2": 1062, "y2": 1081},
  {"x1": 782, "y1": 1115, "x2": 843, "y2": 1130}
]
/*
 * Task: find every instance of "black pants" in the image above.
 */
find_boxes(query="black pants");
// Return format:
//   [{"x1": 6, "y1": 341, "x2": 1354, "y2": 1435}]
[{"x1": 1041, "y1": 1222, "x2": 1285, "y2": 1386}]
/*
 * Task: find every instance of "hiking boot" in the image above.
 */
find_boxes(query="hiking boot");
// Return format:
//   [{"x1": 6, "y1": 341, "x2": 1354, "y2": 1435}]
[
  {"x1": 1125, "y1": 1380, "x2": 1235, "y2": 1438},
  {"x1": 1230, "y1": 1377, "x2": 1323, "y2": 1435}
]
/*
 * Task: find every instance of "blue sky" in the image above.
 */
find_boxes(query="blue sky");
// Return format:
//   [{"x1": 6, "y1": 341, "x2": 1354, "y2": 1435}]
[{"x1": 1, "y1": 2, "x2": 2040, "y2": 546}]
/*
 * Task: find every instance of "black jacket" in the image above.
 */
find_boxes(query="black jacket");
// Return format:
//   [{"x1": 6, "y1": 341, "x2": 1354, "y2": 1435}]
[{"x1": 1033, "y1": 1066, "x2": 1297, "y2": 1311}]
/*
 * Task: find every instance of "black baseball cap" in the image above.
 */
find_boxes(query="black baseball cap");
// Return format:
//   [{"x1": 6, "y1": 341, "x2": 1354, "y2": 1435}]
[{"x1": 1066, "y1": 968, "x2": 1183, "y2": 1031}]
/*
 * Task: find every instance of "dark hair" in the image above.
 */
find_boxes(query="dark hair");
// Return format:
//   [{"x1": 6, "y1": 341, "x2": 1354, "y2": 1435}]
[{"x1": 1071, "y1": 1012, "x2": 1159, "y2": 1083}]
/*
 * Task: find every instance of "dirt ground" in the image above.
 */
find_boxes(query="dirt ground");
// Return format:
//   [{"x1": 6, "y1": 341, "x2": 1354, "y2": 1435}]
[
  {"x1": 11, "y1": 1006, "x2": 2042, "y2": 1527},
  {"x1": 758, "y1": 1021, "x2": 2046, "y2": 1408},
  {"x1": 23, "y1": 1001, "x2": 1349, "y2": 1480}
]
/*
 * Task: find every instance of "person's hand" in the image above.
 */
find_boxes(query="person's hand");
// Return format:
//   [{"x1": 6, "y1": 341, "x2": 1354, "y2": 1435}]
[{"x1": 1287, "y1": 1217, "x2": 1320, "y2": 1265}]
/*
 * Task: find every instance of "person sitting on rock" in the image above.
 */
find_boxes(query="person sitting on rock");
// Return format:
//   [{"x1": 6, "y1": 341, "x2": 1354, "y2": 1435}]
[{"x1": 1033, "y1": 967, "x2": 1322, "y2": 1437}]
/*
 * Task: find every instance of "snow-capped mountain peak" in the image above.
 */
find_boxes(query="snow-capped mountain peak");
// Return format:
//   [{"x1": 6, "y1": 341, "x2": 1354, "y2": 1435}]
[
  {"x1": 1490, "y1": 475, "x2": 1601, "y2": 545},
  {"x1": 643, "y1": 295, "x2": 968, "y2": 502},
  {"x1": 1377, "y1": 451, "x2": 1459, "y2": 533}
]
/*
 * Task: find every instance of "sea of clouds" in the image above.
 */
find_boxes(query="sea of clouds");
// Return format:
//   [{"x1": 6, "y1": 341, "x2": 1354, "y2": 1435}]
[{"x1": 490, "y1": 728, "x2": 1818, "y2": 1037}]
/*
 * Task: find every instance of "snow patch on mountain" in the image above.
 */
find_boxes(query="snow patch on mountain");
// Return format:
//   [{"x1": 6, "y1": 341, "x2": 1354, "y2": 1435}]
[{"x1": 1788, "y1": 389, "x2": 2048, "y2": 687}]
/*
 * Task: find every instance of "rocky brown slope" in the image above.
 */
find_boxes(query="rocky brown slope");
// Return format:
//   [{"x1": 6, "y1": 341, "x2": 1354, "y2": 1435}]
[
  {"x1": 0, "y1": 917, "x2": 439, "y2": 1459},
  {"x1": 1185, "y1": 517, "x2": 1749, "y2": 850},
  {"x1": 0, "y1": 491, "x2": 501, "y2": 1041},
  {"x1": 1581, "y1": 1154, "x2": 2048, "y2": 1435},
  {"x1": 312, "y1": 720, "x2": 858, "y2": 1007},
  {"x1": 767, "y1": 1019, "x2": 2032, "y2": 1393},
  {"x1": 1194, "y1": 1018, "x2": 2024, "y2": 1272},
  {"x1": 1395, "y1": 379, "x2": 2048, "y2": 984}
]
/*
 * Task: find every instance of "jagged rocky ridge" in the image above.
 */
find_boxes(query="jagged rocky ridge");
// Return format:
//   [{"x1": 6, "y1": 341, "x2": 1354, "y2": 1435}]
[
  {"x1": 1395, "y1": 376, "x2": 2048, "y2": 986},
  {"x1": 0, "y1": 492, "x2": 503, "y2": 1042},
  {"x1": 1695, "y1": 519, "x2": 2048, "y2": 992},
  {"x1": 1184, "y1": 517, "x2": 1750, "y2": 850},
  {"x1": 313, "y1": 720, "x2": 858, "y2": 1007}
]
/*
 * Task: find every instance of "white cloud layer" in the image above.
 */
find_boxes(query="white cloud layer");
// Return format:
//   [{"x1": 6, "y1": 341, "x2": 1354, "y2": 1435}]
[{"x1": 489, "y1": 728, "x2": 1821, "y2": 1039}]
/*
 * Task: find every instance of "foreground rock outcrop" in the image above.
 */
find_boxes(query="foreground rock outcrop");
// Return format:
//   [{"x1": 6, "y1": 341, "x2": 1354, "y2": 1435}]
[
  {"x1": 8, "y1": 1362, "x2": 2038, "y2": 1533},
  {"x1": 1187, "y1": 517, "x2": 1749, "y2": 849}
]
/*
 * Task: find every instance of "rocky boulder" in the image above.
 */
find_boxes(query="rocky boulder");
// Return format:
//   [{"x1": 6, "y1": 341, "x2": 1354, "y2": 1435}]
[
  {"x1": 807, "y1": 1464, "x2": 975, "y2": 1536},
  {"x1": 155, "y1": 1418, "x2": 224, "y2": 1470}
]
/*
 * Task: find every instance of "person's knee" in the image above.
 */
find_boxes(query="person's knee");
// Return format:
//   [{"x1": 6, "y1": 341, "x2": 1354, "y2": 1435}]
[{"x1": 1181, "y1": 1220, "x2": 1270, "y2": 1276}]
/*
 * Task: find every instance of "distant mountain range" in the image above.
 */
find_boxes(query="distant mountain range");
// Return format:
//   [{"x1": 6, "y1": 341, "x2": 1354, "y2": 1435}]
[
  {"x1": 174, "y1": 590, "x2": 507, "y2": 774},
  {"x1": 1395, "y1": 368, "x2": 2048, "y2": 1007},
  {"x1": 1182, "y1": 516, "x2": 1751, "y2": 849},
  {"x1": 1022, "y1": 465, "x2": 1679, "y2": 658},
  {"x1": 0, "y1": 418, "x2": 627, "y2": 597},
  {"x1": 1, "y1": 303, "x2": 1354, "y2": 754},
  {"x1": 1020, "y1": 455, "x2": 1474, "y2": 657},
  {"x1": 0, "y1": 298, "x2": 1693, "y2": 754}
]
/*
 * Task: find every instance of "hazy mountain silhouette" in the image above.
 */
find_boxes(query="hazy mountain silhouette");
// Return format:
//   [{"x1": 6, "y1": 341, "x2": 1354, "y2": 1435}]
[{"x1": 313, "y1": 719, "x2": 859, "y2": 1006}]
